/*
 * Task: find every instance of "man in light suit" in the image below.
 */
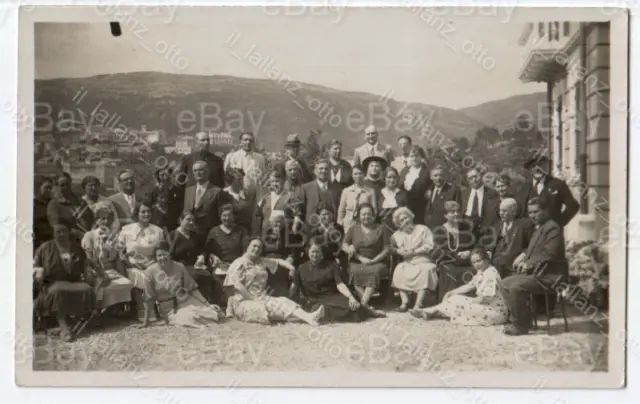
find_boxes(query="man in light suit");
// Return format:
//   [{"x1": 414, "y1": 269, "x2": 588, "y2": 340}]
[
  {"x1": 224, "y1": 131, "x2": 267, "y2": 195},
  {"x1": 183, "y1": 160, "x2": 229, "y2": 248},
  {"x1": 327, "y1": 139, "x2": 353, "y2": 191},
  {"x1": 293, "y1": 159, "x2": 343, "y2": 229},
  {"x1": 352, "y1": 125, "x2": 394, "y2": 167},
  {"x1": 109, "y1": 169, "x2": 140, "y2": 228},
  {"x1": 499, "y1": 196, "x2": 569, "y2": 336},
  {"x1": 390, "y1": 135, "x2": 413, "y2": 172}
]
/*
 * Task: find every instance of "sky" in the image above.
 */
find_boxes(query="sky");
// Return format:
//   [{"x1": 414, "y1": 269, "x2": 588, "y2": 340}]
[{"x1": 34, "y1": 7, "x2": 545, "y2": 109}]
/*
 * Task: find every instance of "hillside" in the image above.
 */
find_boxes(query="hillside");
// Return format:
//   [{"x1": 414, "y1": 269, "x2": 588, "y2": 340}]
[
  {"x1": 459, "y1": 92, "x2": 548, "y2": 132},
  {"x1": 35, "y1": 72, "x2": 489, "y2": 152}
]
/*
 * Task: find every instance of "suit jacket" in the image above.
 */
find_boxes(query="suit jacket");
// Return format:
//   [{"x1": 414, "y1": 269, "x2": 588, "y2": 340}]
[
  {"x1": 378, "y1": 188, "x2": 408, "y2": 228},
  {"x1": 294, "y1": 181, "x2": 343, "y2": 224},
  {"x1": 489, "y1": 193, "x2": 525, "y2": 221},
  {"x1": 484, "y1": 217, "x2": 535, "y2": 277},
  {"x1": 253, "y1": 191, "x2": 295, "y2": 235},
  {"x1": 352, "y1": 142, "x2": 394, "y2": 167},
  {"x1": 329, "y1": 158, "x2": 353, "y2": 190},
  {"x1": 523, "y1": 218, "x2": 568, "y2": 277},
  {"x1": 399, "y1": 165, "x2": 432, "y2": 225},
  {"x1": 178, "y1": 150, "x2": 225, "y2": 188},
  {"x1": 460, "y1": 186, "x2": 500, "y2": 232},
  {"x1": 109, "y1": 191, "x2": 140, "y2": 228},
  {"x1": 516, "y1": 175, "x2": 580, "y2": 227},
  {"x1": 183, "y1": 183, "x2": 228, "y2": 242},
  {"x1": 224, "y1": 150, "x2": 268, "y2": 197},
  {"x1": 287, "y1": 157, "x2": 313, "y2": 184},
  {"x1": 423, "y1": 182, "x2": 461, "y2": 230}
]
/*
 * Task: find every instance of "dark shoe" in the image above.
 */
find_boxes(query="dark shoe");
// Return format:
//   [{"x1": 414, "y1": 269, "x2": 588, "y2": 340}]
[
  {"x1": 396, "y1": 305, "x2": 409, "y2": 313},
  {"x1": 503, "y1": 324, "x2": 529, "y2": 336}
]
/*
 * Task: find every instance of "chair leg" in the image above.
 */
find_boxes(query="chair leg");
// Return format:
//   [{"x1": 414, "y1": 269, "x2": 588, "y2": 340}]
[
  {"x1": 544, "y1": 294, "x2": 551, "y2": 334},
  {"x1": 559, "y1": 297, "x2": 569, "y2": 332},
  {"x1": 530, "y1": 295, "x2": 538, "y2": 329}
]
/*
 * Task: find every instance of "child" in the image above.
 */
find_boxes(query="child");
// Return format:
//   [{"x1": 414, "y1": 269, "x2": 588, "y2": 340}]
[{"x1": 409, "y1": 247, "x2": 509, "y2": 326}]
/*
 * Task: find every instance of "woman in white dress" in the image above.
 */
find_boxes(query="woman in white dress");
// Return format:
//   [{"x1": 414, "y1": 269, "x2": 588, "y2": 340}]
[
  {"x1": 337, "y1": 165, "x2": 377, "y2": 231},
  {"x1": 410, "y1": 247, "x2": 509, "y2": 326},
  {"x1": 390, "y1": 207, "x2": 438, "y2": 311},
  {"x1": 141, "y1": 242, "x2": 224, "y2": 328}
]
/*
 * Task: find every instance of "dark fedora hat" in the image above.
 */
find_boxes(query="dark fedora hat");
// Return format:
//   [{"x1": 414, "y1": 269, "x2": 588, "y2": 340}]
[
  {"x1": 362, "y1": 155, "x2": 388, "y2": 172},
  {"x1": 523, "y1": 151, "x2": 551, "y2": 169},
  {"x1": 285, "y1": 133, "x2": 302, "y2": 147}
]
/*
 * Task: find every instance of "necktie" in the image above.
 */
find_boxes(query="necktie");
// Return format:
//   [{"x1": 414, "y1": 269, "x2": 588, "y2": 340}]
[
  {"x1": 535, "y1": 180, "x2": 544, "y2": 194},
  {"x1": 470, "y1": 191, "x2": 480, "y2": 217},
  {"x1": 502, "y1": 222, "x2": 509, "y2": 238},
  {"x1": 432, "y1": 187, "x2": 439, "y2": 203},
  {"x1": 370, "y1": 146, "x2": 374, "y2": 156},
  {"x1": 403, "y1": 158, "x2": 408, "y2": 168},
  {"x1": 195, "y1": 186, "x2": 205, "y2": 207}
]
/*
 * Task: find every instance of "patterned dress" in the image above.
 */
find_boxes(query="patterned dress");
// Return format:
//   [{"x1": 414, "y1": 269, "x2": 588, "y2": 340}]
[
  {"x1": 117, "y1": 223, "x2": 167, "y2": 292},
  {"x1": 391, "y1": 225, "x2": 438, "y2": 292},
  {"x1": 223, "y1": 256, "x2": 300, "y2": 324},
  {"x1": 435, "y1": 266, "x2": 508, "y2": 326}
]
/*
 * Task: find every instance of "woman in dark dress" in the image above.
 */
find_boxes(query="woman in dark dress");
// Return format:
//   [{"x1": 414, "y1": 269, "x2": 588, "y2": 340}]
[
  {"x1": 33, "y1": 223, "x2": 97, "y2": 341},
  {"x1": 308, "y1": 203, "x2": 347, "y2": 280},
  {"x1": 378, "y1": 167, "x2": 408, "y2": 230},
  {"x1": 362, "y1": 156, "x2": 386, "y2": 201},
  {"x1": 34, "y1": 178, "x2": 54, "y2": 249},
  {"x1": 431, "y1": 200, "x2": 478, "y2": 303},
  {"x1": 168, "y1": 209, "x2": 216, "y2": 304},
  {"x1": 205, "y1": 204, "x2": 251, "y2": 306},
  {"x1": 292, "y1": 238, "x2": 371, "y2": 323},
  {"x1": 400, "y1": 145, "x2": 432, "y2": 225},
  {"x1": 150, "y1": 186, "x2": 170, "y2": 231},
  {"x1": 261, "y1": 210, "x2": 304, "y2": 297},
  {"x1": 221, "y1": 168, "x2": 255, "y2": 234},
  {"x1": 341, "y1": 203, "x2": 390, "y2": 315},
  {"x1": 47, "y1": 172, "x2": 94, "y2": 242}
]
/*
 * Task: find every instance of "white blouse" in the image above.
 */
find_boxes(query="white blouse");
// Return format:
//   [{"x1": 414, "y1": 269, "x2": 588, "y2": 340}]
[{"x1": 403, "y1": 166, "x2": 421, "y2": 191}]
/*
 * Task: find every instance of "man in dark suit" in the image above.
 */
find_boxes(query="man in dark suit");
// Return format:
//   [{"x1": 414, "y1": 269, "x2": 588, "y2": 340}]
[
  {"x1": 499, "y1": 196, "x2": 569, "y2": 336},
  {"x1": 516, "y1": 154, "x2": 579, "y2": 229},
  {"x1": 177, "y1": 131, "x2": 225, "y2": 188},
  {"x1": 327, "y1": 139, "x2": 353, "y2": 191},
  {"x1": 284, "y1": 134, "x2": 313, "y2": 183},
  {"x1": 109, "y1": 169, "x2": 141, "y2": 228},
  {"x1": 423, "y1": 165, "x2": 461, "y2": 229},
  {"x1": 461, "y1": 168, "x2": 500, "y2": 235},
  {"x1": 483, "y1": 198, "x2": 534, "y2": 279},
  {"x1": 293, "y1": 158, "x2": 342, "y2": 230},
  {"x1": 183, "y1": 160, "x2": 229, "y2": 248}
]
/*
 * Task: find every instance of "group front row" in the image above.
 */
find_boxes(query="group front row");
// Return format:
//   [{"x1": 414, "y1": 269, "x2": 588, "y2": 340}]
[{"x1": 34, "y1": 191, "x2": 567, "y2": 340}]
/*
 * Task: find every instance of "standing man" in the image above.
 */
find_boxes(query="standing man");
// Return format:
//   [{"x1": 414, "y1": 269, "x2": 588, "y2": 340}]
[
  {"x1": 224, "y1": 131, "x2": 267, "y2": 196},
  {"x1": 517, "y1": 154, "x2": 579, "y2": 229},
  {"x1": 177, "y1": 131, "x2": 225, "y2": 188},
  {"x1": 109, "y1": 169, "x2": 140, "y2": 228},
  {"x1": 284, "y1": 133, "x2": 313, "y2": 183},
  {"x1": 327, "y1": 139, "x2": 353, "y2": 191},
  {"x1": 461, "y1": 168, "x2": 500, "y2": 235},
  {"x1": 183, "y1": 161, "x2": 229, "y2": 248},
  {"x1": 352, "y1": 125, "x2": 394, "y2": 167},
  {"x1": 293, "y1": 159, "x2": 343, "y2": 229},
  {"x1": 499, "y1": 196, "x2": 568, "y2": 336},
  {"x1": 390, "y1": 135, "x2": 413, "y2": 172},
  {"x1": 423, "y1": 165, "x2": 461, "y2": 229}
]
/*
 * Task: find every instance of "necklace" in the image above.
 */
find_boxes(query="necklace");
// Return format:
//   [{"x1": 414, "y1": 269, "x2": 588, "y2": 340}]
[{"x1": 445, "y1": 225, "x2": 460, "y2": 252}]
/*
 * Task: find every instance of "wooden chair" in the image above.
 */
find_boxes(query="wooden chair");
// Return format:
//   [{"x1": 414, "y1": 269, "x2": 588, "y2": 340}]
[{"x1": 529, "y1": 291, "x2": 569, "y2": 334}]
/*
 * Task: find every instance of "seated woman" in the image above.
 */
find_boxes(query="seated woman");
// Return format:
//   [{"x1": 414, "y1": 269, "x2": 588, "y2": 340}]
[
  {"x1": 33, "y1": 223, "x2": 97, "y2": 342},
  {"x1": 390, "y1": 207, "x2": 438, "y2": 312},
  {"x1": 262, "y1": 210, "x2": 304, "y2": 297},
  {"x1": 431, "y1": 201, "x2": 478, "y2": 303},
  {"x1": 378, "y1": 167, "x2": 408, "y2": 230},
  {"x1": 140, "y1": 242, "x2": 224, "y2": 328},
  {"x1": 291, "y1": 237, "x2": 371, "y2": 323},
  {"x1": 410, "y1": 247, "x2": 508, "y2": 326},
  {"x1": 224, "y1": 237, "x2": 325, "y2": 325},
  {"x1": 117, "y1": 199, "x2": 167, "y2": 318},
  {"x1": 308, "y1": 203, "x2": 345, "y2": 265},
  {"x1": 81, "y1": 206, "x2": 134, "y2": 311},
  {"x1": 169, "y1": 209, "x2": 217, "y2": 304},
  {"x1": 342, "y1": 203, "x2": 390, "y2": 315}
]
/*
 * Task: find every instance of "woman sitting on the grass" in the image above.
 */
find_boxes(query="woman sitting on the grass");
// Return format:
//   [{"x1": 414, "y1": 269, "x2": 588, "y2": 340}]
[
  {"x1": 224, "y1": 237, "x2": 324, "y2": 326},
  {"x1": 34, "y1": 223, "x2": 97, "y2": 342},
  {"x1": 390, "y1": 207, "x2": 438, "y2": 312},
  {"x1": 291, "y1": 237, "x2": 372, "y2": 323},
  {"x1": 410, "y1": 247, "x2": 508, "y2": 326},
  {"x1": 81, "y1": 205, "x2": 134, "y2": 311},
  {"x1": 140, "y1": 241, "x2": 224, "y2": 328}
]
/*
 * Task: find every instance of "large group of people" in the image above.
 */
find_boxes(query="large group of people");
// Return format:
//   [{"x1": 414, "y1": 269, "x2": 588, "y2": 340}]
[{"x1": 32, "y1": 125, "x2": 581, "y2": 341}]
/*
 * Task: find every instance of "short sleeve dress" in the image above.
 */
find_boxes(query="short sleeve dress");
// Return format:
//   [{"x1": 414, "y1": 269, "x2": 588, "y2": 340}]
[{"x1": 344, "y1": 223, "x2": 391, "y2": 289}]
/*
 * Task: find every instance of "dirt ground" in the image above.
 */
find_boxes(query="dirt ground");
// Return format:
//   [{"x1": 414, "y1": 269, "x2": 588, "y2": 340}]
[{"x1": 32, "y1": 307, "x2": 608, "y2": 372}]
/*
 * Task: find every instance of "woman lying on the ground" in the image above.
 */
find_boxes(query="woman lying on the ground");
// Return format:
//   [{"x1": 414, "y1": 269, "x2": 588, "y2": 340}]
[
  {"x1": 409, "y1": 247, "x2": 509, "y2": 326},
  {"x1": 224, "y1": 237, "x2": 324, "y2": 326},
  {"x1": 33, "y1": 223, "x2": 97, "y2": 342},
  {"x1": 291, "y1": 237, "x2": 372, "y2": 323},
  {"x1": 139, "y1": 241, "x2": 224, "y2": 328}
]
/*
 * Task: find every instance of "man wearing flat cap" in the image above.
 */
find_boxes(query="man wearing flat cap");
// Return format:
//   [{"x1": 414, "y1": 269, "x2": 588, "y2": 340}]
[
  {"x1": 327, "y1": 139, "x2": 353, "y2": 191},
  {"x1": 352, "y1": 125, "x2": 394, "y2": 168},
  {"x1": 284, "y1": 134, "x2": 313, "y2": 183},
  {"x1": 177, "y1": 131, "x2": 225, "y2": 188},
  {"x1": 516, "y1": 152, "x2": 579, "y2": 229}
]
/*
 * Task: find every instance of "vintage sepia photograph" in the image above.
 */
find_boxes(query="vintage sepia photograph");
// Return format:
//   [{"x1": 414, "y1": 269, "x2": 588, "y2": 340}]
[{"x1": 15, "y1": 5, "x2": 629, "y2": 388}]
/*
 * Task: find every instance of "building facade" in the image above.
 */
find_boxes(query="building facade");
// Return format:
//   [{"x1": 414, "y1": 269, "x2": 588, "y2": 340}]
[{"x1": 519, "y1": 22, "x2": 610, "y2": 242}]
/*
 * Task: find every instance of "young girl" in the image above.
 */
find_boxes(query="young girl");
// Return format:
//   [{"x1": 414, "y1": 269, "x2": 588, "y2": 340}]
[{"x1": 409, "y1": 247, "x2": 509, "y2": 326}]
